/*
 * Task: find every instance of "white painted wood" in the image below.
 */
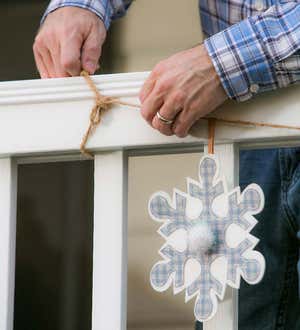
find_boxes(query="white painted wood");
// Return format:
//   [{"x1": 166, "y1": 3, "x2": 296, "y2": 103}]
[
  {"x1": 0, "y1": 158, "x2": 17, "y2": 330},
  {"x1": 0, "y1": 72, "x2": 149, "y2": 104},
  {"x1": 0, "y1": 73, "x2": 299, "y2": 156},
  {"x1": 92, "y1": 151, "x2": 128, "y2": 330},
  {"x1": 203, "y1": 143, "x2": 239, "y2": 330}
]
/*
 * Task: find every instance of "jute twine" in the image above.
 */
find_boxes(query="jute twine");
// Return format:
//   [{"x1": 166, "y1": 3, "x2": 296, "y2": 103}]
[
  {"x1": 80, "y1": 70, "x2": 140, "y2": 157},
  {"x1": 80, "y1": 70, "x2": 300, "y2": 157}
]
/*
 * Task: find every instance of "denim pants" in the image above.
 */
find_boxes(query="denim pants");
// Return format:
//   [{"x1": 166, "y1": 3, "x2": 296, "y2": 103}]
[{"x1": 196, "y1": 148, "x2": 300, "y2": 330}]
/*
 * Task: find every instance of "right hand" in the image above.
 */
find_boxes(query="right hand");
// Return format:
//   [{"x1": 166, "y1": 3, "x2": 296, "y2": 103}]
[{"x1": 33, "y1": 7, "x2": 107, "y2": 78}]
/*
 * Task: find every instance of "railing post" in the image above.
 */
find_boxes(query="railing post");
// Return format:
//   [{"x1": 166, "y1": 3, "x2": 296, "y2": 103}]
[
  {"x1": 204, "y1": 143, "x2": 239, "y2": 330},
  {"x1": 0, "y1": 158, "x2": 17, "y2": 330},
  {"x1": 92, "y1": 151, "x2": 128, "y2": 330}
]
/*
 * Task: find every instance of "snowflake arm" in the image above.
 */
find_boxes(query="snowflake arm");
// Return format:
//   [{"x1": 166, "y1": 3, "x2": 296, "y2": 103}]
[{"x1": 149, "y1": 191, "x2": 192, "y2": 237}]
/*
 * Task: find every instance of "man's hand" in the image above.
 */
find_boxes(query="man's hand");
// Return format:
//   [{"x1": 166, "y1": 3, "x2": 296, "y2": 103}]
[
  {"x1": 33, "y1": 7, "x2": 106, "y2": 78},
  {"x1": 139, "y1": 44, "x2": 228, "y2": 137}
]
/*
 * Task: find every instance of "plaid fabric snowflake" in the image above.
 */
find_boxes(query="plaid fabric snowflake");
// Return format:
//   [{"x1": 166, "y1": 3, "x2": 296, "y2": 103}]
[{"x1": 149, "y1": 155, "x2": 265, "y2": 322}]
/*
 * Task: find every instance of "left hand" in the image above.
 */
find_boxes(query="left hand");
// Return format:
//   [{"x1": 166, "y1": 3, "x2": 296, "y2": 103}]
[{"x1": 139, "y1": 44, "x2": 228, "y2": 137}]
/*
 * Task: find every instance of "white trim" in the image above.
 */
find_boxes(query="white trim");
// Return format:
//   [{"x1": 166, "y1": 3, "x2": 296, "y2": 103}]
[
  {"x1": 0, "y1": 158, "x2": 17, "y2": 330},
  {"x1": 92, "y1": 151, "x2": 128, "y2": 330},
  {"x1": 0, "y1": 72, "x2": 149, "y2": 105}
]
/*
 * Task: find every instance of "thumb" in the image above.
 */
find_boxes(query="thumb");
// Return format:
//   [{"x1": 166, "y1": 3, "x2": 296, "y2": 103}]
[{"x1": 81, "y1": 31, "x2": 103, "y2": 74}]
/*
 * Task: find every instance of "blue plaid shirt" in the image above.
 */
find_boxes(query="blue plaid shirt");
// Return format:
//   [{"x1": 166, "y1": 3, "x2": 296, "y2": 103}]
[{"x1": 44, "y1": 0, "x2": 300, "y2": 102}]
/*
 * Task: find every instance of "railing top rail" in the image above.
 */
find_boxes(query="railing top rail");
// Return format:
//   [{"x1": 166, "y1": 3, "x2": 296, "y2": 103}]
[
  {"x1": 0, "y1": 72, "x2": 299, "y2": 157},
  {"x1": 0, "y1": 72, "x2": 149, "y2": 105}
]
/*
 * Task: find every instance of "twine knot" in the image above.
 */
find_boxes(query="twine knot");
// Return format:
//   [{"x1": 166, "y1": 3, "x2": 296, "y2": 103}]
[{"x1": 80, "y1": 70, "x2": 118, "y2": 158}]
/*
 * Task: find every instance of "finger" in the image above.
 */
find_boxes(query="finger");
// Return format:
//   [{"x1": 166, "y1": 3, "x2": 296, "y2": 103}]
[
  {"x1": 172, "y1": 106, "x2": 199, "y2": 138},
  {"x1": 139, "y1": 76, "x2": 156, "y2": 103},
  {"x1": 39, "y1": 46, "x2": 56, "y2": 78},
  {"x1": 152, "y1": 113, "x2": 174, "y2": 136},
  {"x1": 140, "y1": 61, "x2": 165, "y2": 102},
  {"x1": 33, "y1": 49, "x2": 49, "y2": 78},
  {"x1": 152, "y1": 99, "x2": 183, "y2": 136},
  {"x1": 50, "y1": 43, "x2": 70, "y2": 78},
  {"x1": 60, "y1": 36, "x2": 81, "y2": 76},
  {"x1": 140, "y1": 85, "x2": 164, "y2": 126},
  {"x1": 81, "y1": 31, "x2": 102, "y2": 74}
]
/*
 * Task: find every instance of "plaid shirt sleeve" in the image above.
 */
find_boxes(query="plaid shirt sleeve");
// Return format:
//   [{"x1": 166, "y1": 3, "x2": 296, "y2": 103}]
[
  {"x1": 42, "y1": 0, "x2": 132, "y2": 30},
  {"x1": 205, "y1": 2, "x2": 300, "y2": 102}
]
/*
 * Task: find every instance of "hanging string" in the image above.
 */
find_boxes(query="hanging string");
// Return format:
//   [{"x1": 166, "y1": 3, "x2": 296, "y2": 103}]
[
  {"x1": 208, "y1": 118, "x2": 216, "y2": 154},
  {"x1": 80, "y1": 70, "x2": 300, "y2": 157}
]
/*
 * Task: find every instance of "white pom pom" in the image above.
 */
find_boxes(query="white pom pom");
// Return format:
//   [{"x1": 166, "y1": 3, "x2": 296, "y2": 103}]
[{"x1": 188, "y1": 223, "x2": 215, "y2": 253}]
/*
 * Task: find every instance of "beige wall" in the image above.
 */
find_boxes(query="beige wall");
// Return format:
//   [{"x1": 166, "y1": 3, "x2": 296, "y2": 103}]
[
  {"x1": 110, "y1": 0, "x2": 203, "y2": 72},
  {"x1": 121, "y1": 1, "x2": 204, "y2": 329}
]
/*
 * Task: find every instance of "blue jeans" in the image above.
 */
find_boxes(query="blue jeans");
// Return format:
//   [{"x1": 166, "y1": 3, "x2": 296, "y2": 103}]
[{"x1": 196, "y1": 148, "x2": 300, "y2": 330}]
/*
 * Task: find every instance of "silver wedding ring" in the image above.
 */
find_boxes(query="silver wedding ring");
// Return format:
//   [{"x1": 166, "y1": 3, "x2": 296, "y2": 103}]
[{"x1": 156, "y1": 111, "x2": 174, "y2": 125}]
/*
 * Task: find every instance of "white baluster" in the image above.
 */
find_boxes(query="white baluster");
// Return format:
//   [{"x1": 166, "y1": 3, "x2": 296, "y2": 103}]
[
  {"x1": 92, "y1": 151, "x2": 128, "y2": 330},
  {"x1": 0, "y1": 158, "x2": 17, "y2": 330}
]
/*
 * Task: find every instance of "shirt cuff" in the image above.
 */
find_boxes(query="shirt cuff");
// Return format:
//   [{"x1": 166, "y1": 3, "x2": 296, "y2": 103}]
[
  {"x1": 204, "y1": 17, "x2": 276, "y2": 102},
  {"x1": 41, "y1": 0, "x2": 113, "y2": 30}
]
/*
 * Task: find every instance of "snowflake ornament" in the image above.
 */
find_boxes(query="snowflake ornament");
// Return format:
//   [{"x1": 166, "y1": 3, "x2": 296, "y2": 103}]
[{"x1": 149, "y1": 154, "x2": 265, "y2": 322}]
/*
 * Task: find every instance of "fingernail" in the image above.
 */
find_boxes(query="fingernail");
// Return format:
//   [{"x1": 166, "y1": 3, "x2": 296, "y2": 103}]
[{"x1": 84, "y1": 61, "x2": 96, "y2": 74}]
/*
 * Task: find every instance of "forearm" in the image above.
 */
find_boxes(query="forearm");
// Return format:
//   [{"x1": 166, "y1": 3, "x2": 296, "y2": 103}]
[{"x1": 205, "y1": 1, "x2": 300, "y2": 101}]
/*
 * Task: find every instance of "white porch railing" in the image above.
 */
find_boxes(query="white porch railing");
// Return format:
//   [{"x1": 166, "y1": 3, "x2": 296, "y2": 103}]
[{"x1": 0, "y1": 71, "x2": 300, "y2": 330}]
